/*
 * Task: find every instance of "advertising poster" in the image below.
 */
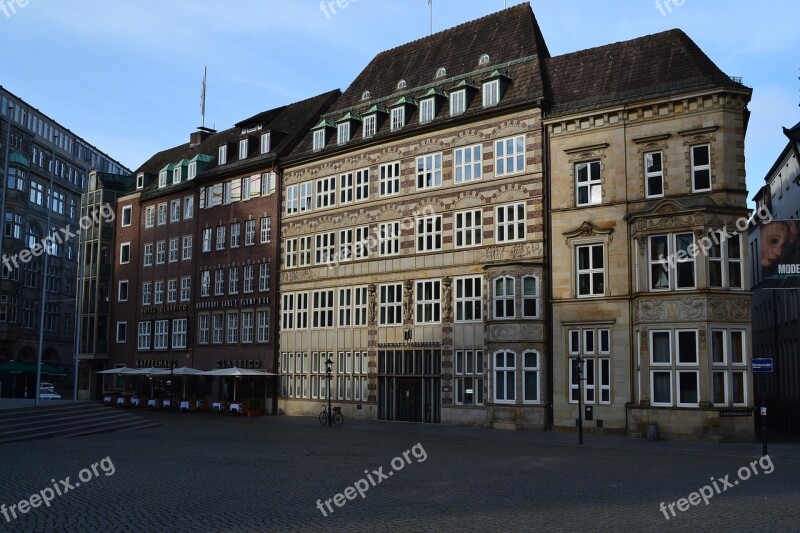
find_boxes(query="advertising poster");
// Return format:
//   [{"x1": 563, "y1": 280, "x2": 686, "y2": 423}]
[{"x1": 760, "y1": 219, "x2": 800, "y2": 288}]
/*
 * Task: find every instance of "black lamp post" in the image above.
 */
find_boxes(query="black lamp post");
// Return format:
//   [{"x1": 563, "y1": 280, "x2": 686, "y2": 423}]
[
  {"x1": 169, "y1": 359, "x2": 176, "y2": 413},
  {"x1": 783, "y1": 121, "x2": 800, "y2": 165},
  {"x1": 325, "y1": 357, "x2": 333, "y2": 427},
  {"x1": 571, "y1": 356, "x2": 585, "y2": 445}
]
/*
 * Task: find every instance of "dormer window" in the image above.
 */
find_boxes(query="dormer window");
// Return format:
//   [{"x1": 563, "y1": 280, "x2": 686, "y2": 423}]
[
  {"x1": 363, "y1": 114, "x2": 377, "y2": 139},
  {"x1": 435, "y1": 67, "x2": 446, "y2": 78},
  {"x1": 173, "y1": 166, "x2": 182, "y2": 184},
  {"x1": 482, "y1": 70, "x2": 510, "y2": 109},
  {"x1": 361, "y1": 91, "x2": 371, "y2": 100},
  {"x1": 420, "y1": 98, "x2": 435, "y2": 124},
  {"x1": 158, "y1": 171, "x2": 167, "y2": 188},
  {"x1": 136, "y1": 173, "x2": 144, "y2": 190},
  {"x1": 397, "y1": 79, "x2": 407, "y2": 90},
  {"x1": 188, "y1": 162, "x2": 197, "y2": 180},
  {"x1": 483, "y1": 79, "x2": 500, "y2": 107},
  {"x1": 260, "y1": 132, "x2": 271, "y2": 154},
  {"x1": 479, "y1": 54, "x2": 490, "y2": 65},
  {"x1": 337, "y1": 122, "x2": 350, "y2": 145},
  {"x1": 450, "y1": 89, "x2": 466, "y2": 116},
  {"x1": 390, "y1": 107, "x2": 405, "y2": 131},
  {"x1": 239, "y1": 139, "x2": 249, "y2": 160},
  {"x1": 218, "y1": 145, "x2": 228, "y2": 165},
  {"x1": 313, "y1": 129, "x2": 326, "y2": 152}
]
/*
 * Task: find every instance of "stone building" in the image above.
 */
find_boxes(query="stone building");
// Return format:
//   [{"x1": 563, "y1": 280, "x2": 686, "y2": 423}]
[
  {"x1": 278, "y1": 5, "x2": 755, "y2": 440},
  {"x1": 279, "y1": 5, "x2": 550, "y2": 427},
  {"x1": 545, "y1": 31, "x2": 753, "y2": 440}
]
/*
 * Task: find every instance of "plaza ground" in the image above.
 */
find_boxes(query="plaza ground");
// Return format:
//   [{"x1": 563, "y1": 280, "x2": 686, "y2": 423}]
[{"x1": 1, "y1": 409, "x2": 798, "y2": 532}]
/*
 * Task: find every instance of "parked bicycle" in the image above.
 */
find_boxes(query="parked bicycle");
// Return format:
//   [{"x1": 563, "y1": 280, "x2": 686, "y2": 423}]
[{"x1": 319, "y1": 405, "x2": 343, "y2": 426}]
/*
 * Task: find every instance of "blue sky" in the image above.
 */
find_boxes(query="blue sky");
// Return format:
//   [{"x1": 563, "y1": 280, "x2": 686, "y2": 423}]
[{"x1": 1, "y1": 0, "x2": 797, "y2": 200}]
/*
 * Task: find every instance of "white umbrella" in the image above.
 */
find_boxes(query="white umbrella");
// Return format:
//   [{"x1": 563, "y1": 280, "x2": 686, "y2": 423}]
[
  {"x1": 151, "y1": 367, "x2": 204, "y2": 397},
  {"x1": 95, "y1": 367, "x2": 138, "y2": 374},
  {"x1": 201, "y1": 368, "x2": 276, "y2": 401}
]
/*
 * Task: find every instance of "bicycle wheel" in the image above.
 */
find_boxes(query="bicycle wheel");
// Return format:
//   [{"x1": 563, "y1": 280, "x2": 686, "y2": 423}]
[
  {"x1": 319, "y1": 411, "x2": 328, "y2": 425},
  {"x1": 332, "y1": 412, "x2": 343, "y2": 426}
]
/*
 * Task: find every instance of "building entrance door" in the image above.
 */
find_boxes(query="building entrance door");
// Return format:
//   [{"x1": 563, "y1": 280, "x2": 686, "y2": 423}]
[{"x1": 378, "y1": 349, "x2": 441, "y2": 423}]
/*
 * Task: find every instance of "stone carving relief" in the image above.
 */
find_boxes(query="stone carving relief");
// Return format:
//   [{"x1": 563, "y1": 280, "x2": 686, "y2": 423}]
[
  {"x1": 473, "y1": 243, "x2": 543, "y2": 263},
  {"x1": 403, "y1": 280, "x2": 413, "y2": 322},
  {"x1": 442, "y1": 277, "x2": 452, "y2": 320},
  {"x1": 562, "y1": 221, "x2": 614, "y2": 246},
  {"x1": 368, "y1": 284, "x2": 377, "y2": 324}
]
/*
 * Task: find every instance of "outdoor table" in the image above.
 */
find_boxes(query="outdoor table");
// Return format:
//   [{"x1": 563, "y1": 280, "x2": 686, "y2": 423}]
[
  {"x1": 147, "y1": 399, "x2": 156, "y2": 408},
  {"x1": 162, "y1": 399, "x2": 171, "y2": 408},
  {"x1": 180, "y1": 401, "x2": 189, "y2": 411},
  {"x1": 212, "y1": 402, "x2": 223, "y2": 412},
  {"x1": 103, "y1": 396, "x2": 112, "y2": 405},
  {"x1": 116, "y1": 397, "x2": 125, "y2": 406},
  {"x1": 230, "y1": 403, "x2": 241, "y2": 414},
  {"x1": 131, "y1": 398, "x2": 140, "y2": 407}
]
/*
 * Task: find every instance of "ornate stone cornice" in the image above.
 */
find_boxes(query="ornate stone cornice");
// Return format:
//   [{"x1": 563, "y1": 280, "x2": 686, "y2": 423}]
[{"x1": 562, "y1": 221, "x2": 615, "y2": 246}]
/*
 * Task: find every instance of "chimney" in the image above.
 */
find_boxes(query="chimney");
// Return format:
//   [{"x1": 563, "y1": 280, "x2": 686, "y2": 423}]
[{"x1": 190, "y1": 127, "x2": 216, "y2": 146}]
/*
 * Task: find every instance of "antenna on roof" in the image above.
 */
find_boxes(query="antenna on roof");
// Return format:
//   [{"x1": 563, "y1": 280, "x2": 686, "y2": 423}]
[
  {"x1": 200, "y1": 66, "x2": 207, "y2": 129},
  {"x1": 428, "y1": 0, "x2": 432, "y2": 35}
]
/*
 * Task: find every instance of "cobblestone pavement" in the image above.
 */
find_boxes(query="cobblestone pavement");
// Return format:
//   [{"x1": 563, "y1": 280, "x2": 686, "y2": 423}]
[{"x1": 1, "y1": 411, "x2": 798, "y2": 532}]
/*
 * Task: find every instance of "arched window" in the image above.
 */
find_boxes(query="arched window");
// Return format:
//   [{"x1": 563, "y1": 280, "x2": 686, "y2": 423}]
[
  {"x1": 397, "y1": 79, "x2": 407, "y2": 90},
  {"x1": 493, "y1": 276, "x2": 514, "y2": 319},
  {"x1": 493, "y1": 349, "x2": 515, "y2": 403},
  {"x1": 522, "y1": 275, "x2": 539, "y2": 318},
  {"x1": 479, "y1": 54, "x2": 490, "y2": 65},
  {"x1": 435, "y1": 67, "x2": 446, "y2": 78},
  {"x1": 361, "y1": 90, "x2": 371, "y2": 100}
]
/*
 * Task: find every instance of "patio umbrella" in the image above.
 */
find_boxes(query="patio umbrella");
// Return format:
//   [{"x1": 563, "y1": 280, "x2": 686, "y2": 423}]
[
  {"x1": 128, "y1": 367, "x2": 169, "y2": 396},
  {"x1": 152, "y1": 367, "x2": 204, "y2": 397},
  {"x1": 201, "y1": 368, "x2": 276, "y2": 401},
  {"x1": 95, "y1": 367, "x2": 139, "y2": 395}
]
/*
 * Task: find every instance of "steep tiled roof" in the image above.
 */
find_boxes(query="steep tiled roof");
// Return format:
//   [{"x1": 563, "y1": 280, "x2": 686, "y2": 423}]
[
  {"x1": 333, "y1": 3, "x2": 549, "y2": 112},
  {"x1": 289, "y1": 3, "x2": 549, "y2": 160},
  {"x1": 545, "y1": 29, "x2": 749, "y2": 115},
  {"x1": 135, "y1": 89, "x2": 340, "y2": 191}
]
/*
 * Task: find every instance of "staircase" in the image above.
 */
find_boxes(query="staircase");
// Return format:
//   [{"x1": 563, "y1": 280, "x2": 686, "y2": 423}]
[{"x1": 0, "y1": 402, "x2": 161, "y2": 443}]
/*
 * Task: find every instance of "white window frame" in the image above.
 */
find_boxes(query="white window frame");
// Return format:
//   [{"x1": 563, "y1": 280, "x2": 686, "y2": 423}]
[
  {"x1": 172, "y1": 319, "x2": 187, "y2": 349},
  {"x1": 379, "y1": 222, "x2": 400, "y2": 256},
  {"x1": 362, "y1": 114, "x2": 376, "y2": 139},
  {"x1": 522, "y1": 350, "x2": 540, "y2": 404},
  {"x1": 218, "y1": 145, "x2": 227, "y2": 165},
  {"x1": 455, "y1": 276, "x2": 482, "y2": 323},
  {"x1": 416, "y1": 153, "x2": 442, "y2": 189},
  {"x1": 495, "y1": 202, "x2": 526, "y2": 243},
  {"x1": 416, "y1": 215, "x2": 442, "y2": 253},
  {"x1": 482, "y1": 79, "x2": 500, "y2": 108},
  {"x1": 454, "y1": 144, "x2": 482, "y2": 183},
  {"x1": 312, "y1": 129, "x2": 325, "y2": 152},
  {"x1": 648, "y1": 233, "x2": 696, "y2": 291},
  {"x1": 709, "y1": 233, "x2": 743, "y2": 289},
  {"x1": 419, "y1": 98, "x2": 435, "y2": 124},
  {"x1": 450, "y1": 89, "x2": 466, "y2": 116},
  {"x1": 121, "y1": 205, "x2": 132, "y2": 227},
  {"x1": 390, "y1": 107, "x2": 404, "y2": 131},
  {"x1": 119, "y1": 242, "x2": 130, "y2": 265},
  {"x1": 691, "y1": 144, "x2": 711, "y2": 192},
  {"x1": 576, "y1": 243, "x2": 605, "y2": 297},
  {"x1": 316, "y1": 176, "x2": 336, "y2": 209},
  {"x1": 495, "y1": 135, "x2": 525, "y2": 176},
  {"x1": 260, "y1": 132, "x2": 271, "y2": 154},
  {"x1": 415, "y1": 279, "x2": 441, "y2": 324},
  {"x1": 575, "y1": 161, "x2": 602, "y2": 206},
  {"x1": 522, "y1": 275, "x2": 539, "y2": 319},
  {"x1": 379, "y1": 162, "x2": 400, "y2": 197},
  {"x1": 645, "y1": 151, "x2": 664, "y2": 198},
  {"x1": 493, "y1": 276, "x2": 515, "y2": 320},
  {"x1": 379, "y1": 283, "x2": 403, "y2": 326},
  {"x1": 337, "y1": 122, "x2": 350, "y2": 145},
  {"x1": 493, "y1": 350, "x2": 515, "y2": 403}
]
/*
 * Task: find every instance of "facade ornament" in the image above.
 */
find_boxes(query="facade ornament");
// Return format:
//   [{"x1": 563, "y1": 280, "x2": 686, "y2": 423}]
[
  {"x1": 403, "y1": 280, "x2": 413, "y2": 322},
  {"x1": 442, "y1": 277, "x2": 452, "y2": 320},
  {"x1": 368, "y1": 283, "x2": 377, "y2": 324},
  {"x1": 562, "y1": 221, "x2": 615, "y2": 246}
]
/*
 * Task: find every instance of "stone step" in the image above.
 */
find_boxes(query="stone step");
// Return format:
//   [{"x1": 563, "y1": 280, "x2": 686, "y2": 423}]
[{"x1": 0, "y1": 402, "x2": 161, "y2": 443}]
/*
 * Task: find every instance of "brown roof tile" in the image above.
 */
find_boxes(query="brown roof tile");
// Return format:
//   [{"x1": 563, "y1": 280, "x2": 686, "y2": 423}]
[{"x1": 545, "y1": 29, "x2": 749, "y2": 115}]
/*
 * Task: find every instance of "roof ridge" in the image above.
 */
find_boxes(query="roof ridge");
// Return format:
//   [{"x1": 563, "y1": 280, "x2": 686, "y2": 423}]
[
  {"x1": 550, "y1": 28, "x2": 687, "y2": 61},
  {"x1": 372, "y1": 3, "x2": 531, "y2": 59}
]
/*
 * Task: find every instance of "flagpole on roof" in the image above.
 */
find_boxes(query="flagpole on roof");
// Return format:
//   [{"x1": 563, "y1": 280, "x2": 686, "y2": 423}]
[{"x1": 201, "y1": 66, "x2": 207, "y2": 129}]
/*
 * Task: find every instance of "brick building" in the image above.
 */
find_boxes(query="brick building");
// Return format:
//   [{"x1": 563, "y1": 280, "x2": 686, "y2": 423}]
[{"x1": 106, "y1": 91, "x2": 339, "y2": 410}]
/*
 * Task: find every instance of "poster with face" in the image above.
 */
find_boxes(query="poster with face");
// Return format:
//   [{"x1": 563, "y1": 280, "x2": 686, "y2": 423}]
[{"x1": 760, "y1": 219, "x2": 800, "y2": 288}]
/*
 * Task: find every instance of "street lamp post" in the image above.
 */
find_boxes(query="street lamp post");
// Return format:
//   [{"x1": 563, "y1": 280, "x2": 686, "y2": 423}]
[
  {"x1": 325, "y1": 357, "x2": 333, "y2": 427},
  {"x1": 572, "y1": 356, "x2": 585, "y2": 445},
  {"x1": 169, "y1": 358, "x2": 176, "y2": 414}
]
